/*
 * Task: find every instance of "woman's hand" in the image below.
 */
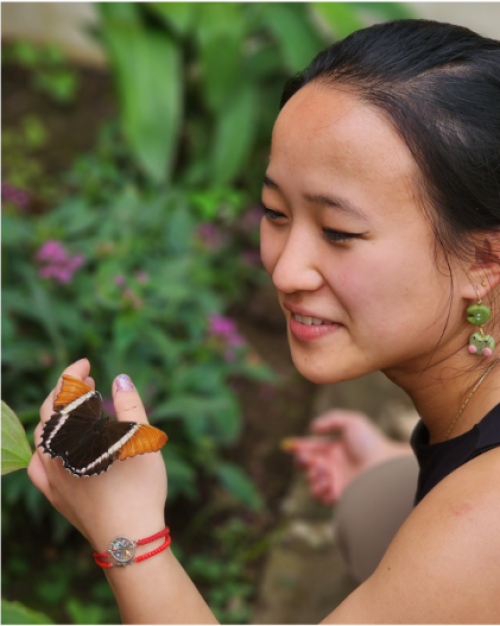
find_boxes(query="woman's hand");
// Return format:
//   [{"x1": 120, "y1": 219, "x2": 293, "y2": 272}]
[
  {"x1": 28, "y1": 359, "x2": 167, "y2": 551},
  {"x1": 284, "y1": 409, "x2": 412, "y2": 504}
]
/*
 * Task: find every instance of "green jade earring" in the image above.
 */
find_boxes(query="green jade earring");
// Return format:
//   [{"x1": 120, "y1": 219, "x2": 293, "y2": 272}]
[{"x1": 467, "y1": 284, "x2": 495, "y2": 357}]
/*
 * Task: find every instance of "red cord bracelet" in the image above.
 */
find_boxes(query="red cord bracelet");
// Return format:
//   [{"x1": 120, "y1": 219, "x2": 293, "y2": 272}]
[{"x1": 93, "y1": 526, "x2": 171, "y2": 568}]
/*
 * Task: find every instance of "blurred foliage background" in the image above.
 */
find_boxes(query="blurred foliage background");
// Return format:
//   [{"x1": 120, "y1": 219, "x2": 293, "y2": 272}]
[{"x1": 2, "y1": 3, "x2": 411, "y2": 624}]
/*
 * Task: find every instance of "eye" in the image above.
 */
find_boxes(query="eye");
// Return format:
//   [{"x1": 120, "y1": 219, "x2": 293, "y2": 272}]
[
  {"x1": 323, "y1": 228, "x2": 358, "y2": 243},
  {"x1": 261, "y1": 204, "x2": 285, "y2": 220}
]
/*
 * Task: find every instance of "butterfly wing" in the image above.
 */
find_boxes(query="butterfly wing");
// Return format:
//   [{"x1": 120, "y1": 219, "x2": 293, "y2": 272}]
[
  {"x1": 107, "y1": 423, "x2": 168, "y2": 461},
  {"x1": 40, "y1": 375, "x2": 168, "y2": 477}
]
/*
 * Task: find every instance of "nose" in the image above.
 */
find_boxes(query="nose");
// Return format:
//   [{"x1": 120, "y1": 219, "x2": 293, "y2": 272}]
[{"x1": 271, "y1": 226, "x2": 324, "y2": 294}]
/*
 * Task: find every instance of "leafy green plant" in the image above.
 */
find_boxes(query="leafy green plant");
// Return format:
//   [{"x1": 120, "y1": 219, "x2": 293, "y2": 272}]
[
  {"x1": 2, "y1": 123, "x2": 274, "y2": 517},
  {"x1": 6, "y1": 42, "x2": 79, "y2": 105},
  {"x1": 96, "y1": 2, "x2": 412, "y2": 187},
  {"x1": 186, "y1": 516, "x2": 268, "y2": 624},
  {"x1": 1, "y1": 599, "x2": 54, "y2": 625},
  {"x1": 1, "y1": 402, "x2": 32, "y2": 475}
]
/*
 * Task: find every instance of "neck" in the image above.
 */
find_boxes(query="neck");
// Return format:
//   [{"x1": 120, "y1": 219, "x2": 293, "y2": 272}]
[{"x1": 383, "y1": 353, "x2": 500, "y2": 444}]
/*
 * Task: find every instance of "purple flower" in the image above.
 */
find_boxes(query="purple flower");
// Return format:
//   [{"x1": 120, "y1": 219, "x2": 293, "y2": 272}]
[
  {"x1": 114, "y1": 275, "x2": 126, "y2": 286},
  {"x1": 227, "y1": 332, "x2": 245, "y2": 348},
  {"x1": 36, "y1": 240, "x2": 68, "y2": 263},
  {"x1": 135, "y1": 271, "x2": 149, "y2": 284},
  {"x1": 242, "y1": 250, "x2": 261, "y2": 266},
  {"x1": 208, "y1": 314, "x2": 246, "y2": 356},
  {"x1": 209, "y1": 314, "x2": 237, "y2": 337},
  {"x1": 36, "y1": 240, "x2": 86, "y2": 285},
  {"x1": 196, "y1": 223, "x2": 226, "y2": 251},
  {"x1": 239, "y1": 205, "x2": 263, "y2": 232},
  {"x1": 2, "y1": 182, "x2": 29, "y2": 209}
]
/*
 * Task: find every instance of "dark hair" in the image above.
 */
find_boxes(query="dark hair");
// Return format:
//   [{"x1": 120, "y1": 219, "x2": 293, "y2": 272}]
[{"x1": 281, "y1": 19, "x2": 500, "y2": 373}]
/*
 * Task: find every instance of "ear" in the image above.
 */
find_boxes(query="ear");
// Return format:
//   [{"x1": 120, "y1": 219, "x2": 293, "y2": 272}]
[{"x1": 462, "y1": 234, "x2": 500, "y2": 301}]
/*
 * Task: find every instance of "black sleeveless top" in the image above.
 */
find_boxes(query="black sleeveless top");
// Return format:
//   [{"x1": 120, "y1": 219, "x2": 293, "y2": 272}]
[{"x1": 410, "y1": 402, "x2": 500, "y2": 505}]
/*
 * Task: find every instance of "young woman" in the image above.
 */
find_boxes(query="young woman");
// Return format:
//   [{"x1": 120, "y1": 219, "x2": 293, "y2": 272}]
[{"x1": 29, "y1": 19, "x2": 500, "y2": 623}]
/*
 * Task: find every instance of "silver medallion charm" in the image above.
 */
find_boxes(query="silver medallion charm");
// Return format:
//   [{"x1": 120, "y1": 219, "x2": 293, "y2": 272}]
[{"x1": 108, "y1": 536, "x2": 136, "y2": 564}]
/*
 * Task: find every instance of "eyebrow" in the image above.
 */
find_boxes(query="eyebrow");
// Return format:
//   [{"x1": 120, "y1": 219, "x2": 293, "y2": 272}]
[{"x1": 263, "y1": 175, "x2": 370, "y2": 222}]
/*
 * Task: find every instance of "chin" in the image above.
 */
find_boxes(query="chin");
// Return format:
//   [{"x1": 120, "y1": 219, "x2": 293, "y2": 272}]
[{"x1": 289, "y1": 348, "x2": 356, "y2": 385}]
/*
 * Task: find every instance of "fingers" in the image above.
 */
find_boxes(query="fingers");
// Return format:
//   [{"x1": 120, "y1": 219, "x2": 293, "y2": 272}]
[
  {"x1": 282, "y1": 437, "x2": 332, "y2": 461},
  {"x1": 39, "y1": 359, "x2": 91, "y2": 426},
  {"x1": 27, "y1": 451, "x2": 53, "y2": 503},
  {"x1": 310, "y1": 409, "x2": 367, "y2": 434},
  {"x1": 112, "y1": 374, "x2": 149, "y2": 424}
]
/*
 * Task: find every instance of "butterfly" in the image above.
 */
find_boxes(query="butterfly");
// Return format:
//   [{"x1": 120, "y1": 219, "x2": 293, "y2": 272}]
[{"x1": 39, "y1": 375, "x2": 168, "y2": 477}]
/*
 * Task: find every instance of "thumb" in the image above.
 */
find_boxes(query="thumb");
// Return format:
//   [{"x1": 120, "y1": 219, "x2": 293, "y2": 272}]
[{"x1": 112, "y1": 374, "x2": 149, "y2": 424}]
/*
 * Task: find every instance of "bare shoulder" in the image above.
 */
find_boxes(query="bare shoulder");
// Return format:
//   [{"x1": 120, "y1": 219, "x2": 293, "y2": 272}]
[{"x1": 323, "y1": 447, "x2": 500, "y2": 624}]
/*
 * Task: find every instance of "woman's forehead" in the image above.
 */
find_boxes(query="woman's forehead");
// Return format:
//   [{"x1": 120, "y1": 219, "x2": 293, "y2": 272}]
[
  {"x1": 268, "y1": 83, "x2": 421, "y2": 223},
  {"x1": 271, "y1": 83, "x2": 417, "y2": 183}
]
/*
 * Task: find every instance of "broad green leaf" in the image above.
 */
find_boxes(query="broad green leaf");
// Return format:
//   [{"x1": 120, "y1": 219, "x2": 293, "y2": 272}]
[
  {"x1": 195, "y1": 4, "x2": 244, "y2": 112},
  {"x1": 211, "y1": 86, "x2": 257, "y2": 186},
  {"x1": 1, "y1": 401, "x2": 32, "y2": 475},
  {"x1": 216, "y1": 462, "x2": 264, "y2": 510},
  {"x1": 113, "y1": 312, "x2": 142, "y2": 355},
  {"x1": 209, "y1": 394, "x2": 241, "y2": 444},
  {"x1": 98, "y1": 2, "x2": 140, "y2": 23},
  {"x1": 260, "y1": 3, "x2": 324, "y2": 72},
  {"x1": 314, "y1": 3, "x2": 366, "y2": 40},
  {"x1": 99, "y1": 19, "x2": 182, "y2": 183},
  {"x1": 147, "y1": 2, "x2": 196, "y2": 36},
  {"x1": 1, "y1": 600, "x2": 54, "y2": 624},
  {"x1": 27, "y1": 277, "x2": 67, "y2": 365},
  {"x1": 354, "y1": 2, "x2": 414, "y2": 20},
  {"x1": 1, "y1": 215, "x2": 34, "y2": 247},
  {"x1": 1, "y1": 310, "x2": 15, "y2": 344},
  {"x1": 162, "y1": 445, "x2": 197, "y2": 500},
  {"x1": 65, "y1": 598, "x2": 104, "y2": 625}
]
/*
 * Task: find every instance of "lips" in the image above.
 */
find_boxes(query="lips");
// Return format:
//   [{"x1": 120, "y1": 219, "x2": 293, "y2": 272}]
[{"x1": 290, "y1": 312, "x2": 341, "y2": 341}]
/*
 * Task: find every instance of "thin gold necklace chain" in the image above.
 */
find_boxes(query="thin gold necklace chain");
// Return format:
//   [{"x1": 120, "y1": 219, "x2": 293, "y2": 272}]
[{"x1": 445, "y1": 356, "x2": 500, "y2": 440}]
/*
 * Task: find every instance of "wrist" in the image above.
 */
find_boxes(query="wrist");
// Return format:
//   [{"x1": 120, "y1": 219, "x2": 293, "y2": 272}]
[{"x1": 89, "y1": 516, "x2": 167, "y2": 554}]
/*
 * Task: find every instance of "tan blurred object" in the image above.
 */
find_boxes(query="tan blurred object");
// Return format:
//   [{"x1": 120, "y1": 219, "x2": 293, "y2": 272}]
[
  {"x1": 410, "y1": 2, "x2": 500, "y2": 40},
  {"x1": 1, "y1": 2, "x2": 106, "y2": 66}
]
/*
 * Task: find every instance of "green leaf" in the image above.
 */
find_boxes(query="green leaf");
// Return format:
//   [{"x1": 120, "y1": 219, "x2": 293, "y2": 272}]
[
  {"x1": 211, "y1": 86, "x2": 257, "y2": 186},
  {"x1": 354, "y1": 2, "x2": 414, "y2": 20},
  {"x1": 194, "y1": 4, "x2": 245, "y2": 112},
  {"x1": 313, "y1": 2, "x2": 366, "y2": 40},
  {"x1": 99, "y1": 18, "x2": 182, "y2": 183},
  {"x1": 1, "y1": 310, "x2": 15, "y2": 344},
  {"x1": 260, "y1": 3, "x2": 324, "y2": 72},
  {"x1": 1, "y1": 401, "x2": 32, "y2": 475},
  {"x1": 98, "y1": 2, "x2": 140, "y2": 23},
  {"x1": 113, "y1": 312, "x2": 142, "y2": 355},
  {"x1": 162, "y1": 445, "x2": 197, "y2": 500},
  {"x1": 147, "y1": 2, "x2": 196, "y2": 36},
  {"x1": 27, "y1": 277, "x2": 67, "y2": 365},
  {"x1": 216, "y1": 462, "x2": 263, "y2": 510},
  {"x1": 1, "y1": 599, "x2": 54, "y2": 625},
  {"x1": 1, "y1": 215, "x2": 34, "y2": 247}
]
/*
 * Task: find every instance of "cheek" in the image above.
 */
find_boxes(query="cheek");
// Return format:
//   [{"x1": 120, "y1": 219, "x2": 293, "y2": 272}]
[
  {"x1": 260, "y1": 220, "x2": 281, "y2": 278},
  {"x1": 328, "y1": 245, "x2": 433, "y2": 331}
]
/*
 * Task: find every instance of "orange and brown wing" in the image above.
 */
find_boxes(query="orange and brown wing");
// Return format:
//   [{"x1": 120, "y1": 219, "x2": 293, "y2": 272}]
[
  {"x1": 54, "y1": 375, "x2": 94, "y2": 410},
  {"x1": 116, "y1": 424, "x2": 168, "y2": 461}
]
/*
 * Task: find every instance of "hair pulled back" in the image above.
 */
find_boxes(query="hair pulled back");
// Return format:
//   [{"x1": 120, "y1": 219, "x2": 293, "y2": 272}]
[{"x1": 281, "y1": 19, "x2": 500, "y2": 272}]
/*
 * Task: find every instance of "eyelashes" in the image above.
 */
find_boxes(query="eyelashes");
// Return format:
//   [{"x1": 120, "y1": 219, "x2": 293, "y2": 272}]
[
  {"x1": 261, "y1": 205, "x2": 282, "y2": 220},
  {"x1": 322, "y1": 229, "x2": 355, "y2": 243},
  {"x1": 261, "y1": 204, "x2": 359, "y2": 243}
]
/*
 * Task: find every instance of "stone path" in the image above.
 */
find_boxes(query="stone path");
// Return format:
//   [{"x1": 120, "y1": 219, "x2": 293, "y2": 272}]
[{"x1": 252, "y1": 371, "x2": 419, "y2": 624}]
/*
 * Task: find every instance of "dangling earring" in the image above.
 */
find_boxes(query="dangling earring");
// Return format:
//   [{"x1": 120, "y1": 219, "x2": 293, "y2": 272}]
[{"x1": 467, "y1": 282, "x2": 495, "y2": 356}]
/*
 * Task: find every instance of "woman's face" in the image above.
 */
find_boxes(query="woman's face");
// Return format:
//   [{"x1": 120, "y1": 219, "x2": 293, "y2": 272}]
[{"x1": 260, "y1": 83, "x2": 464, "y2": 385}]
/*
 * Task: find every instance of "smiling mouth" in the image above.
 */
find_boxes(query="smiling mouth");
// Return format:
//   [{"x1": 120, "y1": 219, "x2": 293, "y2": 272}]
[{"x1": 292, "y1": 313, "x2": 334, "y2": 326}]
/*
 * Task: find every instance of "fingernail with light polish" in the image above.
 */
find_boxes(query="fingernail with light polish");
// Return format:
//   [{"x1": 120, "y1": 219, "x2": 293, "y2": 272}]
[{"x1": 116, "y1": 374, "x2": 134, "y2": 391}]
